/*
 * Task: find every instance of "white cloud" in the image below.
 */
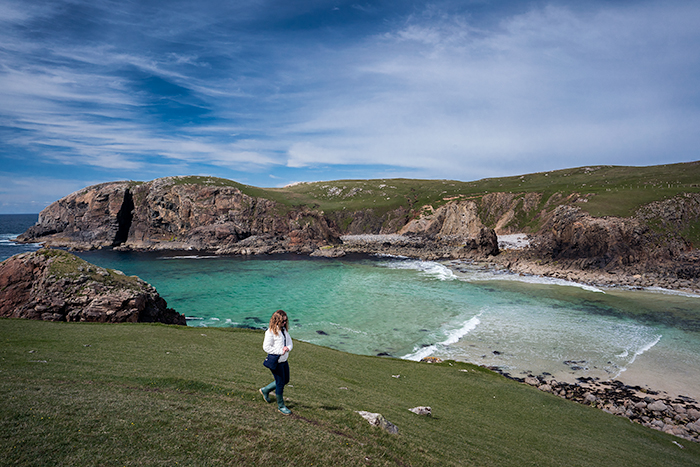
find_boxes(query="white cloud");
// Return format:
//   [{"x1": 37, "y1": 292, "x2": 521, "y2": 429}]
[{"x1": 274, "y1": 1, "x2": 700, "y2": 178}]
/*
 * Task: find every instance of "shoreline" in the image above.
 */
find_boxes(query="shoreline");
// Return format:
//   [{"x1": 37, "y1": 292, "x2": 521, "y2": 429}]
[{"x1": 483, "y1": 363, "x2": 700, "y2": 443}]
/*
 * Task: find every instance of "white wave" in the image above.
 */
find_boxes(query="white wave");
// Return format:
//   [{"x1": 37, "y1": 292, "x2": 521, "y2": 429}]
[
  {"x1": 209, "y1": 317, "x2": 220, "y2": 321},
  {"x1": 642, "y1": 287, "x2": 700, "y2": 299},
  {"x1": 451, "y1": 265, "x2": 605, "y2": 293},
  {"x1": 403, "y1": 344, "x2": 439, "y2": 362},
  {"x1": 613, "y1": 334, "x2": 662, "y2": 378},
  {"x1": 380, "y1": 259, "x2": 457, "y2": 281},
  {"x1": 0, "y1": 233, "x2": 41, "y2": 247},
  {"x1": 402, "y1": 314, "x2": 481, "y2": 361}
]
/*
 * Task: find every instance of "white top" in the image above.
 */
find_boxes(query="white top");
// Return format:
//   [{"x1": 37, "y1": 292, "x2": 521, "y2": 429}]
[{"x1": 263, "y1": 328, "x2": 293, "y2": 363}]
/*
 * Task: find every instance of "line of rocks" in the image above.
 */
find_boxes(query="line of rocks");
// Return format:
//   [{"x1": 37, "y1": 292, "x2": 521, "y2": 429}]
[{"x1": 496, "y1": 370, "x2": 700, "y2": 443}]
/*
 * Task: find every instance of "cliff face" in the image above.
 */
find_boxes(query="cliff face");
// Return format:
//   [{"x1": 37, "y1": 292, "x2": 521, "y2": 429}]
[
  {"x1": 18, "y1": 177, "x2": 340, "y2": 255},
  {"x1": 19, "y1": 182, "x2": 133, "y2": 248},
  {"x1": 0, "y1": 249, "x2": 185, "y2": 324},
  {"x1": 517, "y1": 194, "x2": 700, "y2": 281},
  {"x1": 529, "y1": 205, "x2": 652, "y2": 269}
]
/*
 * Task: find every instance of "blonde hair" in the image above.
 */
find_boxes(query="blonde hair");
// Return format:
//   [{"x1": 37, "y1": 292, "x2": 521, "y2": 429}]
[{"x1": 268, "y1": 309, "x2": 288, "y2": 335}]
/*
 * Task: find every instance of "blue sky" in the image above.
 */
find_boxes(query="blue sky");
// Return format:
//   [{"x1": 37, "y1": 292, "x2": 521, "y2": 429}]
[{"x1": 1, "y1": 0, "x2": 699, "y2": 213}]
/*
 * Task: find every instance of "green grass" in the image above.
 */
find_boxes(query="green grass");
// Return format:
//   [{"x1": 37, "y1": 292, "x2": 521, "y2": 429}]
[
  {"x1": 36, "y1": 249, "x2": 142, "y2": 291},
  {"x1": 2, "y1": 319, "x2": 698, "y2": 466}
]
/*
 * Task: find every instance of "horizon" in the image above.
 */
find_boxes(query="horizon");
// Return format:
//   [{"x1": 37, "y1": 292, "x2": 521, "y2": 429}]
[{"x1": 2, "y1": 1, "x2": 700, "y2": 213}]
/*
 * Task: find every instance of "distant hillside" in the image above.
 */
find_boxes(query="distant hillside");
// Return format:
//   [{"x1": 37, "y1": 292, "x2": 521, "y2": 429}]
[{"x1": 255, "y1": 161, "x2": 700, "y2": 242}]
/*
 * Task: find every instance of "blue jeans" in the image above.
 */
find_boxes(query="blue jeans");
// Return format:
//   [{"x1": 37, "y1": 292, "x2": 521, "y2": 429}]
[{"x1": 270, "y1": 361, "x2": 290, "y2": 399}]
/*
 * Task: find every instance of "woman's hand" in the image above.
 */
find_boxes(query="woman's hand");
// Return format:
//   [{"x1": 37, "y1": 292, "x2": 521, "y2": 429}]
[{"x1": 282, "y1": 346, "x2": 290, "y2": 353}]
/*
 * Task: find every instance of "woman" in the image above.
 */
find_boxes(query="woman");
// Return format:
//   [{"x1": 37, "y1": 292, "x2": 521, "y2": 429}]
[{"x1": 259, "y1": 309, "x2": 293, "y2": 415}]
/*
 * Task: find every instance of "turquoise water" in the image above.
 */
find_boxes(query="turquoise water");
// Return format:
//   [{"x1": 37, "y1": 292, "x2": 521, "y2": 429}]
[{"x1": 76, "y1": 250, "x2": 700, "y2": 399}]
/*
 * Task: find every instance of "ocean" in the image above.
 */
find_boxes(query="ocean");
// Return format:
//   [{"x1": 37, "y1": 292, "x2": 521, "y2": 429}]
[
  {"x1": 0, "y1": 214, "x2": 40, "y2": 260},
  {"x1": 2, "y1": 214, "x2": 699, "y2": 400}
]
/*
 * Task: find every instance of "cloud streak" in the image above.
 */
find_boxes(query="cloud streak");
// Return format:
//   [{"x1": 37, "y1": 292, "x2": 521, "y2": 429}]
[{"x1": 1, "y1": 0, "x2": 699, "y2": 212}]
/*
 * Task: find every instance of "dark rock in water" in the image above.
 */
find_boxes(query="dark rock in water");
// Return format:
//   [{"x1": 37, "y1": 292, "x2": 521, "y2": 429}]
[
  {"x1": 245, "y1": 317, "x2": 263, "y2": 323},
  {"x1": 316, "y1": 330, "x2": 328, "y2": 335},
  {"x1": 376, "y1": 352, "x2": 392, "y2": 357},
  {"x1": 0, "y1": 249, "x2": 185, "y2": 325},
  {"x1": 492, "y1": 350, "x2": 501, "y2": 355}
]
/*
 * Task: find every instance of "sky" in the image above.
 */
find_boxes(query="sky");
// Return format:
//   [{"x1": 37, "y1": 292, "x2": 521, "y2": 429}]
[{"x1": 1, "y1": 0, "x2": 699, "y2": 213}]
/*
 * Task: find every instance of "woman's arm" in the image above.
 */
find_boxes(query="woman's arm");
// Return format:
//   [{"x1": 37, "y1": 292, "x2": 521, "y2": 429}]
[
  {"x1": 263, "y1": 330, "x2": 277, "y2": 354},
  {"x1": 284, "y1": 330, "x2": 292, "y2": 353}
]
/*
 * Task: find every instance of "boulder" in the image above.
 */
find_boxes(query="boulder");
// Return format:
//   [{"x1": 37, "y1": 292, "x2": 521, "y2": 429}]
[
  {"x1": 583, "y1": 393, "x2": 598, "y2": 405},
  {"x1": 0, "y1": 249, "x2": 185, "y2": 325},
  {"x1": 355, "y1": 411, "x2": 399, "y2": 434},
  {"x1": 648, "y1": 401, "x2": 669, "y2": 413},
  {"x1": 408, "y1": 406, "x2": 432, "y2": 416}
]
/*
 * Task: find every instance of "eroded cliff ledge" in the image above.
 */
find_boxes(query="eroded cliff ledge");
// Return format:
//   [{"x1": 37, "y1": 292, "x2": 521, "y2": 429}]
[{"x1": 0, "y1": 249, "x2": 185, "y2": 324}]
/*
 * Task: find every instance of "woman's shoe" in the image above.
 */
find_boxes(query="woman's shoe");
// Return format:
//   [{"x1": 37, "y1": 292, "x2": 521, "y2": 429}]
[
  {"x1": 259, "y1": 382, "x2": 276, "y2": 403},
  {"x1": 277, "y1": 396, "x2": 292, "y2": 415}
]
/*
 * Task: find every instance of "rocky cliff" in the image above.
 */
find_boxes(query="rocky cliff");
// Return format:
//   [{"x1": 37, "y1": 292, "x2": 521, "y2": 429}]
[
  {"x1": 15, "y1": 176, "x2": 700, "y2": 280},
  {"x1": 0, "y1": 249, "x2": 185, "y2": 324},
  {"x1": 18, "y1": 177, "x2": 341, "y2": 255},
  {"x1": 18, "y1": 176, "x2": 498, "y2": 258}
]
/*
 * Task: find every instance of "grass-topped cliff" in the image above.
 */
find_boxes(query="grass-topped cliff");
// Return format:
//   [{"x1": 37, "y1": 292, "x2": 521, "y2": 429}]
[
  {"x1": 175, "y1": 161, "x2": 700, "y2": 241},
  {"x1": 18, "y1": 161, "x2": 700, "y2": 264},
  {"x1": 2, "y1": 319, "x2": 698, "y2": 466}
]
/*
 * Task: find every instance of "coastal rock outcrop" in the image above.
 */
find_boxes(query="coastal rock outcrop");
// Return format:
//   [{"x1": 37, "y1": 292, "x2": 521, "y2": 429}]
[
  {"x1": 0, "y1": 249, "x2": 185, "y2": 325},
  {"x1": 19, "y1": 182, "x2": 134, "y2": 249},
  {"x1": 15, "y1": 175, "x2": 697, "y2": 284},
  {"x1": 340, "y1": 200, "x2": 499, "y2": 259},
  {"x1": 18, "y1": 177, "x2": 340, "y2": 255},
  {"x1": 530, "y1": 205, "x2": 652, "y2": 269}
]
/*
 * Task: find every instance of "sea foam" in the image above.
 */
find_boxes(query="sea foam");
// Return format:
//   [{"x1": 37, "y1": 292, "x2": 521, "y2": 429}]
[
  {"x1": 380, "y1": 259, "x2": 457, "y2": 281},
  {"x1": 613, "y1": 334, "x2": 662, "y2": 379},
  {"x1": 402, "y1": 314, "x2": 482, "y2": 361}
]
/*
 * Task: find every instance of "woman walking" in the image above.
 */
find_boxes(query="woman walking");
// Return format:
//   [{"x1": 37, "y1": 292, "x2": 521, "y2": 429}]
[{"x1": 259, "y1": 309, "x2": 293, "y2": 415}]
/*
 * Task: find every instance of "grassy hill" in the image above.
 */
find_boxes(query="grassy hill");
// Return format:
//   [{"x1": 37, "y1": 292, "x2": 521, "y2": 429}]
[
  {"x1": 257, "y1": 161, "x2": 700, "y2": 217},
  {"x1": 2, "y1": 319, "x2": 698, "y2": 466},
  {"x1": 167, "y1": 161, "x2": 700, "y2": 241}
]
